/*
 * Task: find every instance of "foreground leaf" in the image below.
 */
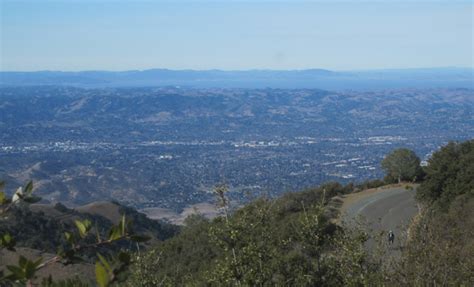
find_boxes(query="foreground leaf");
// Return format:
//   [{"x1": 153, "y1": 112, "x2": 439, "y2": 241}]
[{"x1": 95, "y1": 261, "x2": 110, "y2": 287}]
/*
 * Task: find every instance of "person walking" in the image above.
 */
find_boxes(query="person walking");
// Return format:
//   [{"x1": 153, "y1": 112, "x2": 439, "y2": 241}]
[{"x1": 388, "y1": 230, "x2": 395, "y2": 245}]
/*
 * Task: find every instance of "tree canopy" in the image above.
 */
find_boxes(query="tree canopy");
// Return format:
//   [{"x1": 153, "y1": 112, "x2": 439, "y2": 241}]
[
  {"x1": 381, "y1": 148, "x2": 422, "y2": 183},
  {"x1": 416, "y1": 140, "x2": 474, "y2": 207}
]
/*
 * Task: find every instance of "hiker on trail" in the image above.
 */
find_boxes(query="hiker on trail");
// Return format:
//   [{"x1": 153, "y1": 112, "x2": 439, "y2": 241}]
[{"x1": 388, "y1": 230, "x2": 395, "y2": 245}]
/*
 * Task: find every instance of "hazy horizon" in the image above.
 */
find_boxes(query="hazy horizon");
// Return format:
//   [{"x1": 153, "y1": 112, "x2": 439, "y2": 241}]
[{"x1": 1, "y1": 66, "x2": 473, "y2": 73}]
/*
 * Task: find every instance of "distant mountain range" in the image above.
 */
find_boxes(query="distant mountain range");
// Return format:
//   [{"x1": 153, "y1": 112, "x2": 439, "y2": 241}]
[{"x1": 1, "y1": 68, "x2": 472, "y2": 90}]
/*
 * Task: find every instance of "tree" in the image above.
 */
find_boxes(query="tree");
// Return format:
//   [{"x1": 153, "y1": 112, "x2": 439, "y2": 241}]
[
  {"x1": 381, "y1": 148, "x2": 422, "y2": 183},
  {"x1": 415, "y1": 140, "x2": 474, "y2": 205}
]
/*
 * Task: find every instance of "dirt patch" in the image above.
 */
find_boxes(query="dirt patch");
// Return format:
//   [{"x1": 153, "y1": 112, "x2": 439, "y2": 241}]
[
  {"x1": 141, "y1": 202, "x2": 222, "y2": 225},
  {"x1": 140, "y1": 207, "x2": 181, "y2": 222}
]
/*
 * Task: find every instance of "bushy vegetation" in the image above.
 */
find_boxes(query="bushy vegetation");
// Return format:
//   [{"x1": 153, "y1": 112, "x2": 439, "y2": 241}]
[
  {"x1": 354, "y1": 178, "x2": 386, "y2": 191},
  {"x1": 125, "y1": 182, "x2": 385, "y2": 286},
  {"x1": 391, "y1": 197, "x2": 474, "y2": 285},
  {"x1": 0, "y1": 206, "x2": 66, "y2": 252},
  {"x1": 416, "y1": 140, "x2": 474, "y2": 207}
]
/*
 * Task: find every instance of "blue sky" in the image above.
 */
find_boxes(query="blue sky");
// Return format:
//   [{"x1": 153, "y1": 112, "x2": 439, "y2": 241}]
[{"x1": 1, "y1": 1, "x2": 472, "y2": 71}]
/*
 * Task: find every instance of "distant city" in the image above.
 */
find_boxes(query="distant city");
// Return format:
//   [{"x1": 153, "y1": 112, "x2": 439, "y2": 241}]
[{"x1": 0, "y1": 86, "x2": 472, "y2": 210}]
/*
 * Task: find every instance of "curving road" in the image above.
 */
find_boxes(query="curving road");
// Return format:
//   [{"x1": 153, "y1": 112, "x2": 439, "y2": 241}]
[{"x1": 341, "y1": 185, "x2": 419, "y2": 249}]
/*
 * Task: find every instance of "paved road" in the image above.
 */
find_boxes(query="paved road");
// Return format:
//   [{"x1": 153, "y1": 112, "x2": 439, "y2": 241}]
[{"x1": 342, "y1": 186, "x2": 419, "y2": 250}]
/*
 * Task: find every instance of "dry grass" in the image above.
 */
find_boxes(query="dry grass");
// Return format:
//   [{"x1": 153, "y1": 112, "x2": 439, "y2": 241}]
[
  {"x1": 76, "y1": 201, "x2": 122, "y2": 224},
  {"x1": 141, "y1": 202, "x2": 222, "y2": 225}
]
